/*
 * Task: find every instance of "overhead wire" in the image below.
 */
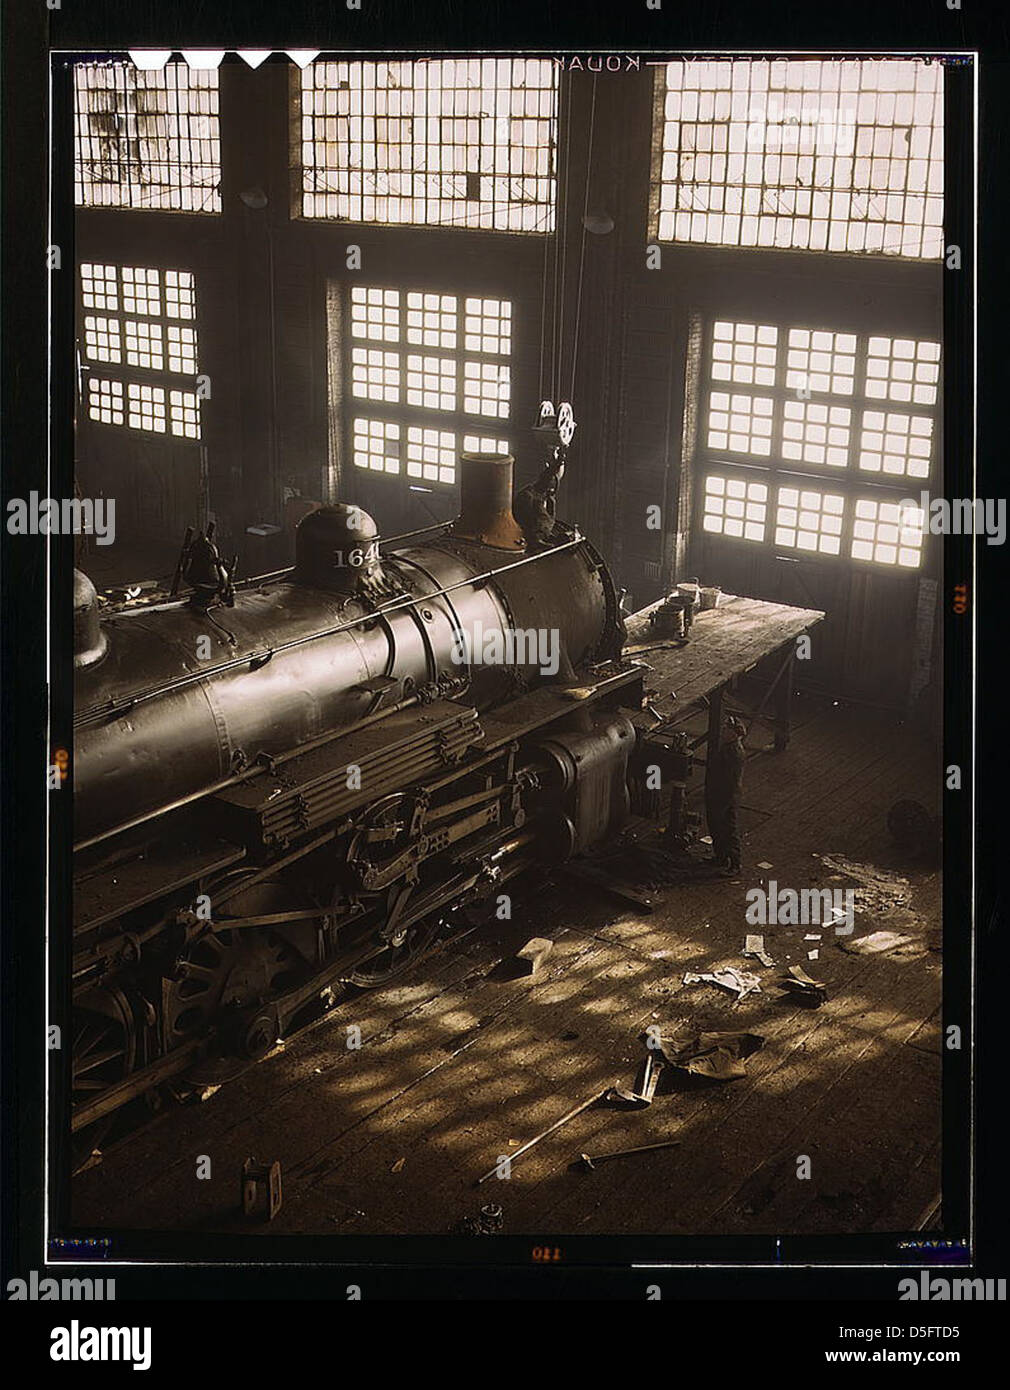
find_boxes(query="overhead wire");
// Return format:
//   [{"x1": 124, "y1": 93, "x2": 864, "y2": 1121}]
[
  {"x1": 569, "y1": 72, "x2": 598, "y2": 404},
  {"x1": 538, "y1": 70, "x2": 598, "y2": 417}
]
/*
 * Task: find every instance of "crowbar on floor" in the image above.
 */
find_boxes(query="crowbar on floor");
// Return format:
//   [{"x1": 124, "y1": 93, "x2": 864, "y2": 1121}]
[{"x1": 475, "y1": 1086, "x2": 612, "y2": 1186}]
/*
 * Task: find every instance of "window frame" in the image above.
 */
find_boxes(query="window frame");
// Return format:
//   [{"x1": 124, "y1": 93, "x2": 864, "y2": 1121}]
[
  {"x1": 73, "y1": 59, "x2": 223, "y2": 216},
  {"x1": 295, "y1": 57, "x2": 560, "y2": 234},
  {"x1": 77, "y1": 261, "x2": 205, "y2": 444},
  {"x1": 339, "y1": 281, "x2": 516, "y2": 493},
  {"x1": 693, "y1": 313, "x2": 942, "y2": 572},
  {"x1": 649, "y1": 57, "x2": 944, "y2": 263}
]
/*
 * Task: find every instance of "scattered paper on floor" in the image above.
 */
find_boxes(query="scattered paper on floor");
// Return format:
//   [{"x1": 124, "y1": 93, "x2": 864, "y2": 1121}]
[{"x1": 683, "y1": 967, "x2": 762, "y2": 1002}]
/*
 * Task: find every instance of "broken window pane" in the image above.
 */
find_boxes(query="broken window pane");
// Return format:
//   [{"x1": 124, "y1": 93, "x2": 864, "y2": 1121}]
[
  {"x1": 654, "y1": 58, "x2": 942, "y2": 258},
  {"x1": 302, "y1": 59, "x2": 557, "y2": 231},
  {"x1": 75, "y1": 61, "x2": 222, "y2": 213}
]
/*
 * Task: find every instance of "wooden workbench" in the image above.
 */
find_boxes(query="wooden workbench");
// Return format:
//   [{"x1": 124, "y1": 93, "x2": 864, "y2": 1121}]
[{"x1": 623, "y1": 595, "x2": 824, "y2": 801}]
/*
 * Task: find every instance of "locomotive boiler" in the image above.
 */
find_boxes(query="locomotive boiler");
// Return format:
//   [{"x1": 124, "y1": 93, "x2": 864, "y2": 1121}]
[{"x1": 70, "y1": 452, "x2": 651, "y2": 1162}]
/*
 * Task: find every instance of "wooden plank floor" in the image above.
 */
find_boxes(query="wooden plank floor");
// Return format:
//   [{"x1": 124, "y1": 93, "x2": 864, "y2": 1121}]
[{"x1": 72, "y1": 693, "x2": 941, "y2": 1237}]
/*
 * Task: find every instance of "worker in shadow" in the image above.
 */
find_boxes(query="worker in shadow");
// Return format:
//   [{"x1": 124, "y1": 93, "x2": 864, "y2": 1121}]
[{"x1": 705, "y1": 715, "x2": 746, "y2": 873}]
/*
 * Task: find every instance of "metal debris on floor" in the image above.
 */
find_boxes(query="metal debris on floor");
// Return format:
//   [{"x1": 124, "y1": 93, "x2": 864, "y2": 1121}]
[
  {"x1": 241, "y1": 1158, "x2": 282, "y2": 1221},
  {"x1": 475, "y1": 1088, "x2": 609, "y2": 1185},
  {"x1": 578, "y1": 1139, "x2": 680, "y2": 1172},
  {"x1": 605, "y1": 1053, "x2": 663, "y2": 1107},
  {"x1": 816, "y1": 854, "x2": 918, "y2": 920},
  {"x1": 779, "y1": 964, "x2": 828, "y2": 1004},
  {"x1": 455, "y1": 1203, "x2": 504, "y2": 1235}
]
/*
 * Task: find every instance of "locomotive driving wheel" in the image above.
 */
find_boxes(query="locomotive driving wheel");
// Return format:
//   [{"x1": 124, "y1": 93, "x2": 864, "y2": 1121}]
[
  {"x1": 71, "y1": 984, "x2": 138, "y2": 1171},
  {"x1": 345, "y1": 909, "x2": 440, "y2": 988},
  {"x1": 344, "y1": 793, "x2": 439, "y2": 986},
  {"x1": 162, "y1": 875, "x2": 306, "y2": 1050}
]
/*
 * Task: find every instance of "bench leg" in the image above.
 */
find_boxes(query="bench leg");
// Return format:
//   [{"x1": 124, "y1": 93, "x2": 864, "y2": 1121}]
[
  {"x1": 774, "y1": 652, "x2": 794, "y2": 752},
  {"x1": 706, "y1": 684, "x2": 724, "y2": 794}
]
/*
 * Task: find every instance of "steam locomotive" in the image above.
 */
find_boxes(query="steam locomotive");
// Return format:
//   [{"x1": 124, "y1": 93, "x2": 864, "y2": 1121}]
[{"x1": 70, "y1": 452, "x2": 668, "y2": 1162}]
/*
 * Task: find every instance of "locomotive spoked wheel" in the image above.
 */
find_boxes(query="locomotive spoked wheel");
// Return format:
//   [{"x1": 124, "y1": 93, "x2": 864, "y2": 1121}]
[
  {"x1": 346, "y1": 915, "x2": 441, "y2": 988},
  {"x1": 347, "y1": 791, "x2": 423, "y2": 892},
  {"x1": 71, "y1": 985, "x2": 137, "y2": 1171},
  {"x1": 345, "y1": 793, "x2": 440, "y2": 985},
  {"x1": 162, "y1": 876, "x2": 305, "y2": 1049}
]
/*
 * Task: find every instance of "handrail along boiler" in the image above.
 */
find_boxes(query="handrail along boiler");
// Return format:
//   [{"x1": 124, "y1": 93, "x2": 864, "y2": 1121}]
[{"x1": 70, "y1": 451, "x2": 662, "y2": 1157}]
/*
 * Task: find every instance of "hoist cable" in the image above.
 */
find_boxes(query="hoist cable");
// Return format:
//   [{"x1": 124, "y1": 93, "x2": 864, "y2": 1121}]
[
  {"x1": 569, "y1": 73, "x2": 598, "y2": 403},
  {"x1": 558, "y1": 86, "x2": 573, "y2": 403}
]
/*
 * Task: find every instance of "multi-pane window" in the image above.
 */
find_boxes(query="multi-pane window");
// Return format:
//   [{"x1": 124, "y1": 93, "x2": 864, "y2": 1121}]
[
  {"x1": 653, "y1": 58, "x2": 943, "y2": 258},
  {"x1": 773, "y1": 485, "x2": 846, "y2": 555},
  {"x1": 300, "y1": 59, "x2": 558, "y2": 231},
  {"x1": 87, "y1": 377, "x2": 125, "y2": 427},
  {"x1": 353, "y1": 418, "x2": 401, "y2": 475},
  {"x1": 74, "y1": 61, "x2": 221, "y2": 213},
  {"x1": 865, "y1": 335, "x2": 941, "y2": 405},
  {"x1": 711, "y1": 321, "x2": 779, "y2": 386},
  {"x1": 698, "y1": 316, "x2": 940, "y2": 568},
  {"x1": 785, "y1": 329, "x2": 857, "y2": 395},
  {"x1": 706, "y1": 391, "x2": 774, "y2": 456},
  {"x1": 781, "y1": 401, "x2": 852, "y2": 468},
  {"x1": 702, "y1": 475, "x2": 769, "y2": 543},
  {"x1": 858, "y1": 409, "x2": 934, "y2": 479},
  {"x1": 80, "y1": 263, "x2": 203, "y2": 440},
  {"x1": 851, "y1": 498, "x2": 926, "y2": 567},
  {"x1": 347, "y1": 285, "x2": 512, "y2": 487}
]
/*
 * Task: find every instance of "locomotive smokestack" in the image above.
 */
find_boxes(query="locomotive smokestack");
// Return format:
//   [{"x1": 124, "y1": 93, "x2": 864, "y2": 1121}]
[{"x1": 454, "y1": 453, "x2": 526, "y2": 551}]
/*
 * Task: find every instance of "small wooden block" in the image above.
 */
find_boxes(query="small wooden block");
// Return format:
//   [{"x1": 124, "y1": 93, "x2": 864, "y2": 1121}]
[
  {"x1": 515, "y1": 937, "x2": 553, "y2": 976},
  {"x1": 242, "y1": 1158, "x2": 283, "y2": 1221}
]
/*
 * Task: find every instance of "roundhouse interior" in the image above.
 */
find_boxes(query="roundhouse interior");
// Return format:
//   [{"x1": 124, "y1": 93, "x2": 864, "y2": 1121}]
[{"x1": 69, "y1": 53, "x2": 943, "y2": 1242}]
